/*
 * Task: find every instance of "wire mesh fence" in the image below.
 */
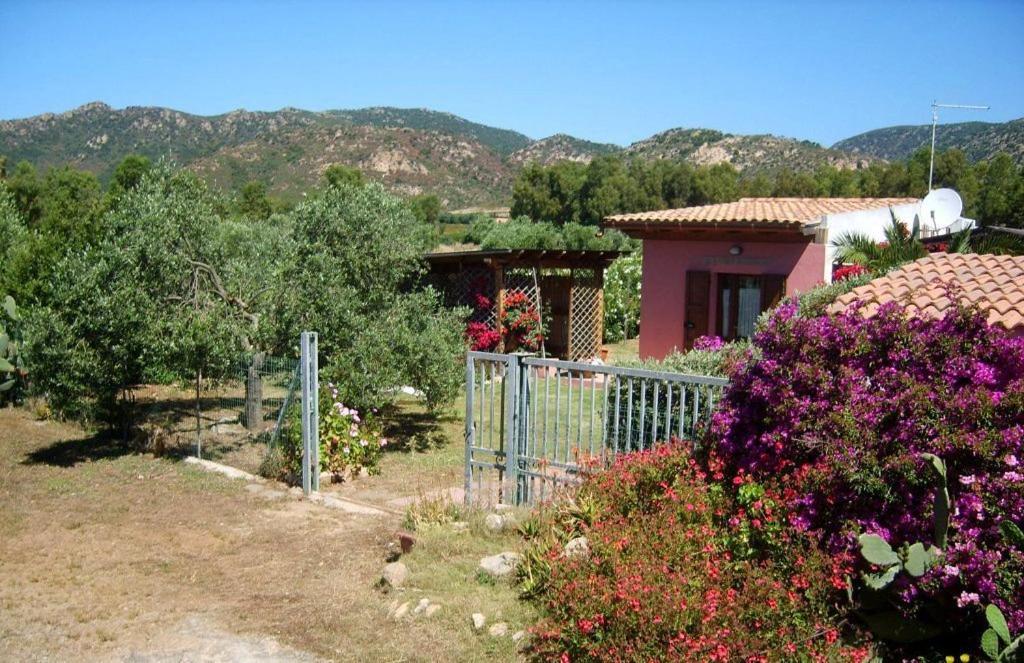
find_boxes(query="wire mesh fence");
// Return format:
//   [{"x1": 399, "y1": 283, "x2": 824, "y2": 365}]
[{"x1": 149, "y1": 354, "x2": 300, "y2": 475}]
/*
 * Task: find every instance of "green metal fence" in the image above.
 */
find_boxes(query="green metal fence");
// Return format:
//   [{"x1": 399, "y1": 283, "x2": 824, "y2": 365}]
[{"x1": 464, "y1": 351, "x2": 728, "y2": 507}]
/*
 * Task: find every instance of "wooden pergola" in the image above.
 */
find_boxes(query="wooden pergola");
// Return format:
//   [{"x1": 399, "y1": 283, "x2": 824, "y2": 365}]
[{"x1": 425, "y1": 249, "x2": 625, "y2": 360}]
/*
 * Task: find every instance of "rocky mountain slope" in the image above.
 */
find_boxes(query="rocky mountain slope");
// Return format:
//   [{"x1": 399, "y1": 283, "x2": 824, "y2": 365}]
[
  {"x1": 508, "y1": 134, "x2": 620, "y2": 165},
  {"x1": 0, "y1": 102, "x2": 520, "y2": 207},
  {"x1": 833, "y1": 118, "x2": 1024, "y2": 164},
  {"x1": 3, "y1": 103, "x2": 1020, "y2": 207},
  {"x1": 626, "y1": 128, "x2": 878, "y2": 171}
]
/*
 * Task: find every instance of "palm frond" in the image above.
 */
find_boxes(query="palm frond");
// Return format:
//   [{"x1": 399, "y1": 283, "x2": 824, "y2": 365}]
[
  {"x1": 947, "y1": 227, "x2": 974, "y2": 254},
  {"x1": 832, "y1": 231, "x2": 881, "y2": 267}
]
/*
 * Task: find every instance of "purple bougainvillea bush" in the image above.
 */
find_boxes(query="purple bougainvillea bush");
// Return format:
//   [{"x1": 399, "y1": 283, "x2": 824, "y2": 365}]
[{"x1": 710, "y1": 295, "x2": 1024, "y2": 632}]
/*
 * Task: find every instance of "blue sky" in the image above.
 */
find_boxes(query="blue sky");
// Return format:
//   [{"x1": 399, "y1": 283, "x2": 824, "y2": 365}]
[{"x1": 1, "y1": 0, "x2": 1022, "y2": 147}]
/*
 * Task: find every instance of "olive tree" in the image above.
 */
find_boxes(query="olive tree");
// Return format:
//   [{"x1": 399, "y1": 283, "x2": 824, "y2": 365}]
[
  {"x1": 272, "y1": 183, "x2": 465, "y2": 411},
  {"x1": 24, "y1": 168, "x2": 251, "y2": 429}
]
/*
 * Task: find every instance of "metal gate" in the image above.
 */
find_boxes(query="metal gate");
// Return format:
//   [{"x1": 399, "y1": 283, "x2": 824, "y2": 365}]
[{"x1": 464, "y1": 351, "x2": 729, "y2": 507}]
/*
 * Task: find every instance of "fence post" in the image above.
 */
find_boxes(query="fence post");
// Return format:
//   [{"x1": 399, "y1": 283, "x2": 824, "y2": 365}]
[
  {"x1": 300, "y1": 331, "x2": 319, "y2": 495},
  {"x1": 503, "y1": 354, "x2": 520, "y2": 506},
  {"x1": 515, "y1": 353, "x2": 532, "y2": 505},
  {"x1": 311, "y1": 333, "x2": 319, "y2": 492},
  {"x1": 464, "y1": 352, "x2": 475, "y2": 507}
]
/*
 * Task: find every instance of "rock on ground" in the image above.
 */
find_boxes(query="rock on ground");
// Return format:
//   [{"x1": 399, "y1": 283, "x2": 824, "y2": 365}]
[
  {"x1": 392, "y1": 601, "x2": 411, "y2": 621},
  {"x1": 381, "y1": 561, "x2": 408, "y2": 589},
  {"x1": 484, "y1": 513, "x2": 505, "y2": 532},
  {"x1": 488, "y1": 622, "x2": 509, "y2": 637},
  {"x1": 564, "y1": 536, "x2": 589, "y2": 558},
  {"x1": 471, "y1": 613, "x2": 486, "y2": 631},
  {"x1": 478, "y1": 552, "x2": 521, "y2": 579}
]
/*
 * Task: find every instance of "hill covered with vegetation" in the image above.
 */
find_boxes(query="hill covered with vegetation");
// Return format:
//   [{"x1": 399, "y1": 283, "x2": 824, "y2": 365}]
[
  {"x1": 833, "y1": 118, "x2": 1024, "y2": 164},
  {"x1": 626, "y1": 127, "x2": 879, "y2": 172},
  {"x1": 3, "y1": 103, "x2": 1023, "y2": 208}
]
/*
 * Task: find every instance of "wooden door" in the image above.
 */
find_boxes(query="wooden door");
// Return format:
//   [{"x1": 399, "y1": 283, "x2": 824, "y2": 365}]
[{"x1": 684, "y1": 271, "x2": 710, "y2": 350}]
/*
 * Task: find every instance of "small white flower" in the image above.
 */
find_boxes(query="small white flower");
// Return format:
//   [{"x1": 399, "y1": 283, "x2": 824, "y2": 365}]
[
  {"x1": 959, "y1": 474, "x2": 976, "y2": 486},
  {"x1": 943, "y1": 565, "x2": 960, "y2": 577}
]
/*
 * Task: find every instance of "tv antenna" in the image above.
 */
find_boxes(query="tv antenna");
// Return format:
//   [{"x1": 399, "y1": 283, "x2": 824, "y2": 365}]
[{"x1": 929, "y1": 101, "x2": 989, "y2": 190}]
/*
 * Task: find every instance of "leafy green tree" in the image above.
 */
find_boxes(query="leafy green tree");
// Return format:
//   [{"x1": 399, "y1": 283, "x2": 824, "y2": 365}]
[
  {"x1": 409, "y1": 193, "x2": 442, "y2": 226},
  {"x1": 323, "y1": 164, "x2": 364, "y2": 189},
  {"x1": 38, "y1": 166, "x2": 103, "y2": 241},
  {"x1": 692, "y1": 163, "x2": 740, "y2": 204},
  {"x1": 0, "y1": 184, "x2": 27, "y2": 294},
  {"x1": 24, "y1": 167, "x2": 250, "y2": 428},
  {"x1": 6, "y1": 161, "x2": 42, "y2": 226},
  {"x1": 238, "y1": 180, "x2": 273, "y2": 220},
  {"x1": 511, "y1": 161, "x2": 586, "y2": 223},
  {"x1": 271, "y1": 183, "x2": 464, "y2": 411},
  {"x1": 975, "y1": 154, "x2": 1024, "y2": 228},
  {"x1": 107, "y1": 154, "x2": 152, "y2": 201},
  {"x1": 741, "y1": 173, "x2": 773, "y2": 198},
  {"x1": 771, "y1": 169, "x2": 817, "y2": 197},
  {"x1": 3, "y1": 166, "x2": 105, "y2": 305}
]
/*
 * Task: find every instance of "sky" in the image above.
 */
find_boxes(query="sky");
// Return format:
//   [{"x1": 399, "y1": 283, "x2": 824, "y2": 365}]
[{"x1": 1, "y1": 0, "x2": 1022, "y2": 147}]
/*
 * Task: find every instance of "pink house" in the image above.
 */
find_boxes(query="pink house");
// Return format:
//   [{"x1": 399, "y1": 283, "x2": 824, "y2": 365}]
[{"x1": 603, "y1": 197, "x2": 918, "y2": 359}]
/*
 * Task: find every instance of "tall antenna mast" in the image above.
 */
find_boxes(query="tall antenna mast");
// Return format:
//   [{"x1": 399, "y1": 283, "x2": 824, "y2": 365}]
[{"x1": 929, "y1": 101, "x2": 989, "y2": 190}]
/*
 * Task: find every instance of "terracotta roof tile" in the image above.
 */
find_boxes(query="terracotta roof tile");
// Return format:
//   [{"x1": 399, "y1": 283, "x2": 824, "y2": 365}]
[
  {"x1": 830, "y1": 253, "x2": 1024, "y2": 333},
  {"x1": 603, "y1": 197, "x2": 918, "y2": 229}
]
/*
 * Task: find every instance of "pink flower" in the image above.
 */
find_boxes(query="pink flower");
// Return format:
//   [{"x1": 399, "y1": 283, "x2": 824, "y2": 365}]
[{"x1": 956, "y1": 592, "x2": 981, "y2": 608}]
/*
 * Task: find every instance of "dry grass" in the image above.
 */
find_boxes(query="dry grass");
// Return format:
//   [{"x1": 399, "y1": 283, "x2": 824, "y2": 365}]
[{"x1": 0, "y1": 405, "x2": 534, "y2": 662}]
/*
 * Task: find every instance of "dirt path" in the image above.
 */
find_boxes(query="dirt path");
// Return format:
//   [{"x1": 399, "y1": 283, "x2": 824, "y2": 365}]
[{"x1": 0, "y1": 408, "x2": 523, "y2": 662}]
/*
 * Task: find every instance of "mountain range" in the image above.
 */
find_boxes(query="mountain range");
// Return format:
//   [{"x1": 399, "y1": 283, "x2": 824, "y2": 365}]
[{"x1": 1, "y1": 102, "x2": 1021, "y2": 208}]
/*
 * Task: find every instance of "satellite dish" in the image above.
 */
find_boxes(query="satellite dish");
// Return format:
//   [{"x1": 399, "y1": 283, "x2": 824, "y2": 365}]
[{"x1": 919, "y1": 188, "x2": 963, "y2": 233}]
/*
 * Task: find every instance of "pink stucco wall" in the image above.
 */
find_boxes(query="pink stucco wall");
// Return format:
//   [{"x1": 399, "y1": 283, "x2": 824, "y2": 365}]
[{"x1": 638, "y1": 238, "x2": 826, "y2": 359}]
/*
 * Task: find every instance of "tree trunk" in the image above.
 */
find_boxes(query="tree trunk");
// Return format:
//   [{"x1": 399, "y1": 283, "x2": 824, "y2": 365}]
[{"x1": 244, "y1": 353, "x2": 265, "y2": 431}]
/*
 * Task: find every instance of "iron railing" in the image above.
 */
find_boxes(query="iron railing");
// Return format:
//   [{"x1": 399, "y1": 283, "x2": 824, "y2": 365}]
[{"x1": 464, "y1": 351, "x2": 729, "y2": 507}]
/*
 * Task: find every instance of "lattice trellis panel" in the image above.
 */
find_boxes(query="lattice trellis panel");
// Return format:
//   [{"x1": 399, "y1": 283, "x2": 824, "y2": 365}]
[
  {"x1": 500, "y1": 267, "x2": 542, "y2": 352},
  {"x1": 569, "y1": 269, "x2": 603, "y2": 361},
  {"x1": 502, "y1": 268, "x2": 541, "y2": 311},
  {"x1": 430, "y1": 267, "x2": 496, "y2": 325}
]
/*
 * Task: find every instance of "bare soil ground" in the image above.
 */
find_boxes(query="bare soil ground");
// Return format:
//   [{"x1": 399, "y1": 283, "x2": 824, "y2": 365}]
[{"x1": 0, "y1": 406, "x2": 532, "y2": 662}]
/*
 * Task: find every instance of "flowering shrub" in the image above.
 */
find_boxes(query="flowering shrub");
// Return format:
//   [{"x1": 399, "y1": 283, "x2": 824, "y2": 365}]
[
  {"x1": 519, "y1": 443, "x2": 869, "y2": 661},
  {"x1": 462, "y1": 283, "x2": 544, "y2": 352},
  {"x1": 501, "y1": 291, "x2": 543, "y2": 352},
  {"x1": 711, "y1": 295, "x2": 1024, "y2": 638},
  {"x1": 832, "y1": 263, "x2": 868, "y2": 281},
  {"x1": 279, "y1": 382, "x2": 388, "y2": 481},
  {"x1": 465, "y1": 321, "x2": 499, "y2": 351},
  {"x1": 603, "y1": 252, "x2": 641, "y2": 343}
]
